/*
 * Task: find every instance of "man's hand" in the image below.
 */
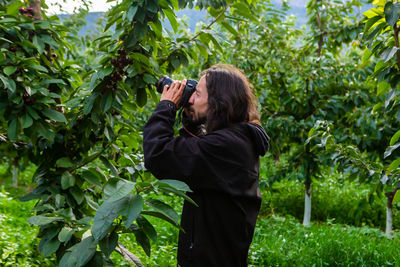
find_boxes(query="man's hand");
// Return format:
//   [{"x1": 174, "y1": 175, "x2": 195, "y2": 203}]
[{"x1": 160, "y1": 79, "x2": 186, "y2": 108}]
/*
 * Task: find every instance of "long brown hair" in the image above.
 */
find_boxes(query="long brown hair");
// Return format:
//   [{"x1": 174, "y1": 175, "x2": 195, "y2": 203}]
[{"x1": 201, "y1": 64, "x2": 260, "y2": 132}]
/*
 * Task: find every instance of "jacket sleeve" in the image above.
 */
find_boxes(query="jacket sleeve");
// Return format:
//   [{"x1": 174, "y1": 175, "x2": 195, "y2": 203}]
[{"x1": 143, "y1": 100, "x2": 231, "y2": 191}]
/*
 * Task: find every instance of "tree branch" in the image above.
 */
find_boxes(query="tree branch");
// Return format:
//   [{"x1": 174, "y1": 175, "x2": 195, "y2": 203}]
[
  {"x1": 393, "y1": 24, "x2": 400, "y2": 72},
  {"x1": 115, "y1": 242, "x2": 144, "y2": 267},
  {"x1": 189, "y1": 4, "x2": 231, "y2": 42}
]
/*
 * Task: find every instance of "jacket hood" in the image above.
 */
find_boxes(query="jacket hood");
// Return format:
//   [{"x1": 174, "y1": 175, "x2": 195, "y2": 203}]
[{"x1": 246, "y1": 123, "x2": 270, "y2": 156}]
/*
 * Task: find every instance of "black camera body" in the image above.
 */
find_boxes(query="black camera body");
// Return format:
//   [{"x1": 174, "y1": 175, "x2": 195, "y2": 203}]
[{"x1": 157, "y1": 76, "x2": 198, "y2": 108}]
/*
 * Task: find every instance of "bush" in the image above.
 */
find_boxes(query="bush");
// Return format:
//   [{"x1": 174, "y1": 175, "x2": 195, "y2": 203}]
[
  {"x1": 249, "y1": 216, "x2": 400, "y2": 266},
  {"x1": 259, "y1": 174, "x2": 400, "y2": 229}
]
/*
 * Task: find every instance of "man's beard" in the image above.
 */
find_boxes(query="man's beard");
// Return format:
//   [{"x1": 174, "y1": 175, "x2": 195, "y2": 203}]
[{"x1": 185, "y1": 107, "x2": 207, "y2": 125}]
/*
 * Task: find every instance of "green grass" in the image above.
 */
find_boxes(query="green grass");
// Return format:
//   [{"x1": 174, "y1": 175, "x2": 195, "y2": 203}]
[{"x1": 0, "y1": 187, "x2": 56, "y2": 266}]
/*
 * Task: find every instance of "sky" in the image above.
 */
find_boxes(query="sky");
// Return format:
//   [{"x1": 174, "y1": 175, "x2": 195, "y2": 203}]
[{"x1": 45, "y1": 0, "x2": 116, "y2": 14}]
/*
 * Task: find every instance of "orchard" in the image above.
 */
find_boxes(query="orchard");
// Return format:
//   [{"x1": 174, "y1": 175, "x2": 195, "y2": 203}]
[{"x1": 0, "y1": 0, "x2": 400, "y2": 266}]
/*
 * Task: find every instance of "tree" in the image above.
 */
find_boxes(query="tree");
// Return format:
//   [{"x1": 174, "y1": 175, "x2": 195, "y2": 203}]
[
  {"x1": 0, "y1": 0, "x2": 259, "y2": 265},
  {"x1": 219, "y1": 0, "x2": 366, "y2": 226}
]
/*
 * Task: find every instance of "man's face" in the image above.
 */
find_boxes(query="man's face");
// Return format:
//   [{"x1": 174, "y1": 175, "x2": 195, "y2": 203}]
[{"x1": 186, "y1": 75, "x2": 208, "y2": 124}]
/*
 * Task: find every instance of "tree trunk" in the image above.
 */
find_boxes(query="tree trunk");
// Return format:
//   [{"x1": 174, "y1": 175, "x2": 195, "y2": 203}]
[
  {"x1": 303, "y1": 179, "x2": 311, "y2": 226},
  {"x1": 12, "y1": 157, "x2": 18, "y2": 187},
  {"x1": 30, "y1": 0, "x2": 42, "y2": 19},
  {"x1": 385, "y1": 188, "x2": 398, "y2": 236}
]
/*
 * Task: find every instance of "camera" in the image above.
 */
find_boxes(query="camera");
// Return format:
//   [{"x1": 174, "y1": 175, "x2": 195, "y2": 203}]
[{"x1": 157, "y1": 76, "x2": 198, "y2": 108}]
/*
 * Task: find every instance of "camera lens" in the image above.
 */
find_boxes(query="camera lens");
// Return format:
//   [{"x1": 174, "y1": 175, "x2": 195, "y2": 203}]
[
  {"x1": 156, "y1": 76, "x2": 198, "y2": 108},
  {"x1": 157, "y1": 76, "x2": 173, "y2": 93}
]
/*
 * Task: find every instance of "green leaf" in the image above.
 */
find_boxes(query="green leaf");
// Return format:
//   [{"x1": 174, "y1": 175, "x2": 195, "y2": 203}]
[
  {"x1": 100, "y1": 90, "x2": 113, "y2": 112},
  {"x1": 42, "y1": 108, "x2": 67, "y2": 123},
  {"x1": 3, "y1": 66, "x2": 17, "y2": 76},
  {"x1": 120, "y1": 195, "x2": 143, "y2": 228},
  {"x1": 33, "y1": 35, "x2": 45, "y2": 54},
  {"x1": 61, "y1": 171, "x2": 76, "y2": 190},
  {"x1": 100, "y1": 156, "x2": 119, "y2": 176},
  {"x1": 385, "y1": 143, "x2": 400, "y2": 158},
  {"x1": 137, "y1": 216, "x2": 157, "y2": 242},
  {"x1": 31, "y1": 64, "x2": 48, "y2": 73},
  {"x1": 158, "y1": 186, "x2": 198, "y2": 206},
  {"x1": 364, "y1": 15, "x2": 382, "y2": 33},
  {"x1": 103, "y1": 178, "x2": 135, "y2": 202},
  {"x1": 6, "y1": 1, "x2": 23, "y2": 16},
  {"x1": 70, "y1": 187, "x2": 84, "y2": 205},
  {"x1": 145, "y1": 199, "x2": 179, "y2": 225},
  {"x1": 156, "y1": 179, "x2": 192, "y2": 192},
  {"x1": 92, "y1": 197, "x2": 126, "y2": 241},
  {"x1": 56, "y1": 157, "x2": 74, "y2": 168},
  {"x1": 39, "y1": 236, "x2": 60, "y2": 256},
  {"x1": 60, "y1": 236, "x2": 97, "y2": 267},
  {"x1": 84, "y1": 93, "x2": 98, "y2": 115},
  {"x1": 384, "y1": 2, "x2": 400, "y2": 27},
  {"x1": 82, "y1": 170, "x2": 102, "y2": 188},
  {"x1": 380, "y1": 47, "x2": 399, "y2": 62},
  {"x1": 164, "y1": 8, "x2": 178, "y2": 33},
  {"x1": 21, "y1": 113, "x2": 33, "y2": 129},
  {"x1": 136, "y1": 87, "x2": 147, "y2": 107},
  {"x1": 126, "y1": 5, "x2": 138, "y2": 22},
  {"x1": 58, "y1": 227, "x2": 75, "y2": 243},
  {"x1": 7, "y1": 118, "x2": 18, "y2": 142},
  {"x1": 0, "y1": 74, "x2": 16, "y2": 93},
  {"x1": 133, "y1": 229, "x2": 151, "y2": 257},
  {"x1": 388, "y1": 158, "x2": 400, "y2": 173},
  {"x1": 99, "y1": 231, "x2": 118, "y2": 258},
  {"x1": 390, "y1": 129, "x2": 400, "y2": 145},
  {"x1": 27, "y1": 216, "x2": 63, "y2": 226}
]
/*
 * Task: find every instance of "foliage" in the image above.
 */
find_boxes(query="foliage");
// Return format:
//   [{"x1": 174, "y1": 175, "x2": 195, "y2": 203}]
[
  {"x1": 250, "y1": 216, "x2": 400, "y2": 266},
  {"x1": 259, "y1": 173, "x2": 400, "y2": 229},
  {"x1": 0, "y1": 0, "x2": 261, "y2": 265}
]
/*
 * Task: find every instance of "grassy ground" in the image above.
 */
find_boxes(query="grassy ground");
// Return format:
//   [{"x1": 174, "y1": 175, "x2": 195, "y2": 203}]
[{"x1": 1, "y1": 162, "x2": 400, "y2": 266}]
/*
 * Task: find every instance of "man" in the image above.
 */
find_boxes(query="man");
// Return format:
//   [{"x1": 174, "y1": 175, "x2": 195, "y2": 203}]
[{"x1": 143, "y1": 64, "x2": 269, "y2": 266}]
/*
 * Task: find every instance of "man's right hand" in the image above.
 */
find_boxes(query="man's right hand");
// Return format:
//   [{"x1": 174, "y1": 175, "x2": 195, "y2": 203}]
[{"x1": 160, "y1": 79, "x2": 186, "y2": 108}]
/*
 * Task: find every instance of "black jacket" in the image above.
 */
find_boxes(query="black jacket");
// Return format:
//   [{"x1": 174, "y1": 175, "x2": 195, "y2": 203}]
[{"x1": 143, "y1": 100, "x2": 269, "y2": 267}]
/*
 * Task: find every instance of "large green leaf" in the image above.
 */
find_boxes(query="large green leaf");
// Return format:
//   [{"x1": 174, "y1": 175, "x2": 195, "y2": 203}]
[
  {"x1": 99, "y1": 231, "x2": 118, "y2": 258},
  {"x1": 92, "y1": 197, "x2": 126, "y2": 241},
  {"x1": 0, "y1": 74, "x2": 16, "y2": 93},
  {"x1": 156, "y1": 179, "x2": 192, "y2": 192},
  {"x1": 380, "y1": 47, "x2": 398, "y2": 62},
  {"x1": 384, "y1": 2, "x2": 400, "y2": 27},
  {"x1": 27, "y1": 215, "x2": 63, "y2": 226},
  {"x1": 145, "y1": 199, "x2": 179, "y2": 225},
  {"x1": 133, "y1": 229, "x2": 151, "y2": 257},
  {"x1": 59, "y1": 236, "x2": 98, "y2": 267},
  {"x1": 70, "y1": 187, "x2": 84, "y2": 205},
  {"x1": 58, "y1": 227, "x2": 75, "y2": 243},
  {"x1": 42, "y1": 108, "x2": 67, "y2": 123},
  {"x1": 120, "y1": 194, "x2": 143, "y2": 228},
  {"x1": 61, "y1": 171, "x2": 76, "y2": 190},
  {"x1": 137, "y1": 215, "x2": 157, "y2": 242},
  {"x1": 39, "y1": 236, "x2": 60, "y2": 256},
  {"x1": 103, "y1": 178, "x2": 135, "y2": 203},
  {"x1": 3, "y1": 66, "x2": 17, "y2": 76}
]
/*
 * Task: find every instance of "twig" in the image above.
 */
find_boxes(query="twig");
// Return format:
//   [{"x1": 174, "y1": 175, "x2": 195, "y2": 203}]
[
  {"x1": 115, "y1": 242, "x2": 144, "y2": 267},
  {"x1": 189, "y1": 3, "x2": 231, "y2": 42},
  {"x1": 393, "y1": 24, "x2": 400, "y2": 72}
]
